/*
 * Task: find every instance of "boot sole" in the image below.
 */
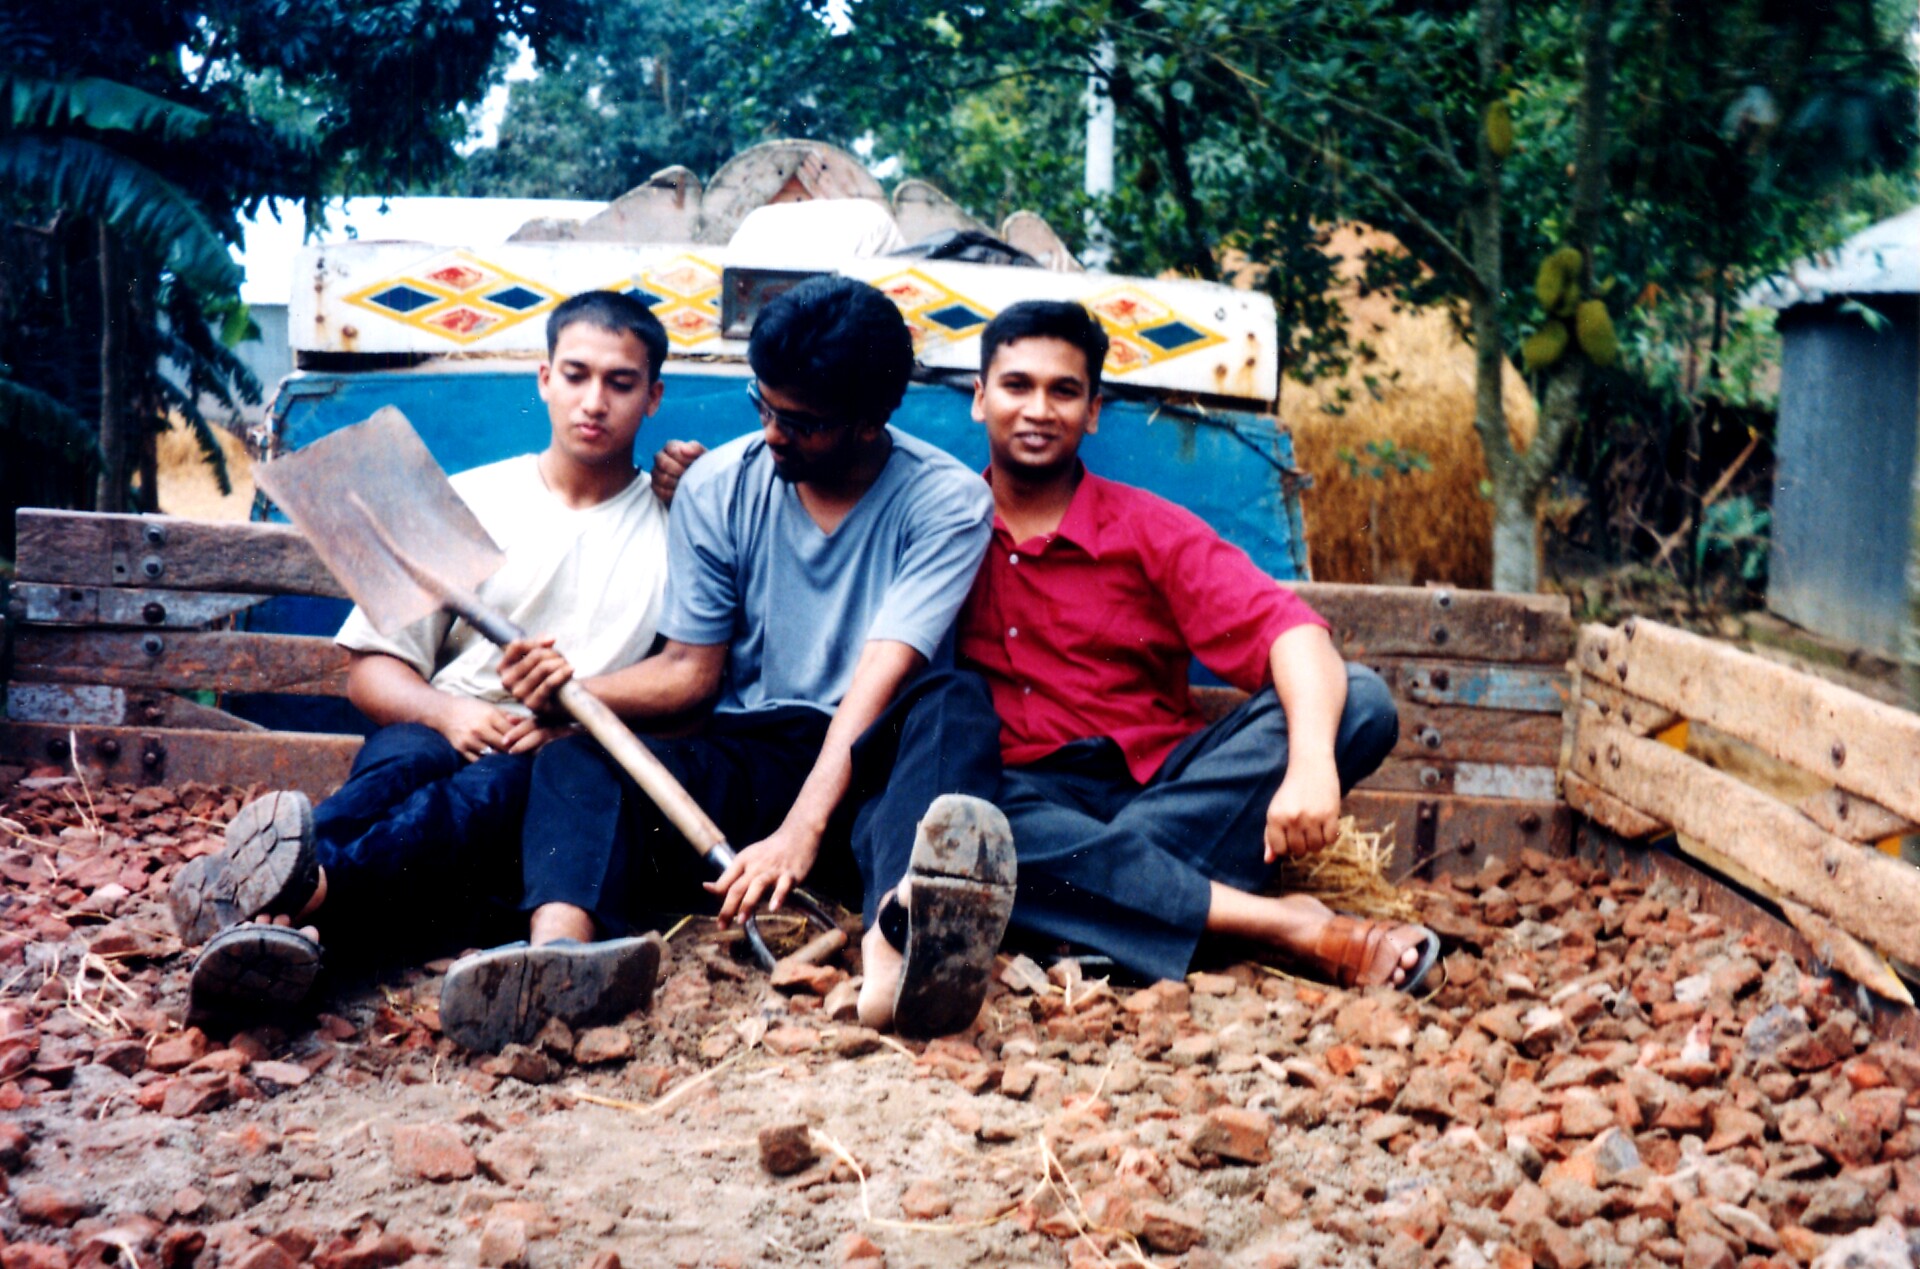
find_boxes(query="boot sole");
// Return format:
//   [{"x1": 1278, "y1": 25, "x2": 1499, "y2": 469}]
[
  {"x1": 893, "y1": 794, "x2": 1016, "y2": 1040},
  {"x1": 169, "y1": 791, "x2": 318, "y2": 947},
  {"x1": 187, "y1": 924, "x2": 322, "y2": 1019},
  {"x1": 439, "y1": 934, "x2": 665, "y2": 1053}
]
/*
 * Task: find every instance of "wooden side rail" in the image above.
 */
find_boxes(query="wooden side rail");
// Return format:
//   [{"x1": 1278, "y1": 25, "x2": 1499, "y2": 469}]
[
  {"x1": 1565, "y1": 617, "x2": 1920, "y2": 1003},
  {"x1": 4, "y1": 511, "x2": 1577, "y2": 874}
]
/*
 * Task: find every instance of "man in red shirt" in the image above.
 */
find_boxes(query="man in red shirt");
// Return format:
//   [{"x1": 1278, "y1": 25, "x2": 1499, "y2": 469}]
[{"x1": 857, "y1": 300, "x2": 1435, "y2": 1017}]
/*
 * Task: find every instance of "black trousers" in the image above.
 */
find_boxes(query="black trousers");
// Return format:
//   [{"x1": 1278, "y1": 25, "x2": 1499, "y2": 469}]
[
  {"x1": 313, "y1": 722, "x2": 530, "y2": 952},
  {"x1": 517, "y1": 671, "x2": 1003, "y2": 934}
]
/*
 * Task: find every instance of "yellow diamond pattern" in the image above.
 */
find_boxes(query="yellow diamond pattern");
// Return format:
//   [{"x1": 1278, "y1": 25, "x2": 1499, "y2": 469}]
[
  {"x1": 342, "y1": 250, "x2": 564, "y2": 346},
  {"x1": 606, "y1": 254, "x2": 723, "y2": 348},
  {"x1": 870, "y1": 269, "x2": 994, "y2": 353},
  {"x1": 1083, "y1": 284, "x2": 1226, "y2": 376}
]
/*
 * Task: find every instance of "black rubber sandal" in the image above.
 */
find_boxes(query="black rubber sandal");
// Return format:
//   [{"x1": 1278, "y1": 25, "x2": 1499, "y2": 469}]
[
  {"x1": 890, "y1": 794, "x2": 1016, "y2": 1041},
  {"x1": 169, "y1": 791, "x2": 320, "y2": 947},
  {"x1": 438, "y1": 934, "x2": 665, "y2": 1053}
]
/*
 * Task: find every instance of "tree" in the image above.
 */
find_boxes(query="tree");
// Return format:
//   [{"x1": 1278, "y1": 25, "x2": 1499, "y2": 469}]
[
  {"x1": 0, "y1": 0, "x2": 585, "y2": 552},
  {"x1": 692, "y1": 0, "x2": 1917, "y2": 591}
]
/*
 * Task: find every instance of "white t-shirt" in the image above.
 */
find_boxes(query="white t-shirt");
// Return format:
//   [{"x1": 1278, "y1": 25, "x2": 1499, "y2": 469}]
[{"x1": 335, "y1": 454, "x2": 670, "y2": 716}]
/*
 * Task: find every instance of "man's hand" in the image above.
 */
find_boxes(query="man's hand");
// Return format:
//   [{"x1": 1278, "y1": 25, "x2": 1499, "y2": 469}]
[
  {"x1": 704, "y1": 822, "x2": 820, "y2": 925},
  {"x1": 499, "y1": 715, "x2": 577, "y2": 755},
  {"x1": 499, "y1": 634, "x2": 575, "y2": 715},
  {"x1": 434, "y1": 696, "x2": 519, "y2": 762},
  {"x1": 1264, "y1": 757, "x2": 1342, "y2": 863},
  {"x1": 650, "y1": 439, "x2": 707, "y2": 506}
]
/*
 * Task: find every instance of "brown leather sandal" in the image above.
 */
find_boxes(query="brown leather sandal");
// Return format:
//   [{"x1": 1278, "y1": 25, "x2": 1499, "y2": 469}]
[{"x1": 1306, "y1": 913, "x2": 1442, "y2": 994}]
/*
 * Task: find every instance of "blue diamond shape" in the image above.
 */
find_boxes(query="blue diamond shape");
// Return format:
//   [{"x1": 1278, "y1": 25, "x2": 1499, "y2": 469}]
[
  {"x1": 924, "y1": 302, "x2": 988, "y2": 332},
  {"x1": 1138, "y1": 320, "x2": 1207, "y2": 351},
  {"x1": 485, "y1": 285, "x2": 545, "y2": 311},
  {"x1": 366, "y1": 285, "x2": 439, "y2": 314},
  {"x1": 622, "y1": 285, "x2": 670, "y2": 309}
]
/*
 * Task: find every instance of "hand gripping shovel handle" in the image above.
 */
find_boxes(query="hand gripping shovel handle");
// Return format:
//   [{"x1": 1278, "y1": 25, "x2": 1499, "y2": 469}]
[{"x1": 345, "y1": 495, "x2": 836, "y2": 969}]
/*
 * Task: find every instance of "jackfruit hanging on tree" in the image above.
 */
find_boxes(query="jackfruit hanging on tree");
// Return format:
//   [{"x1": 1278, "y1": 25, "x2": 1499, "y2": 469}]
[
  {"x1": 1522, "y1": 320, "x2": 1569, "y2": 371},
  {"x1": 1534, "y1": 247, "x2": 1585, "y2": 315},
  {"x1": 1575, "y1": 299, "x2": 1619, "y2": 367},
  {"x1": 1485, "y1": 101, "x2": 1514, "y2": 160}
]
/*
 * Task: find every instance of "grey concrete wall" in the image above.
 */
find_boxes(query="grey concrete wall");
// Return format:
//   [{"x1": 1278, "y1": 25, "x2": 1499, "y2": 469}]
[{"x1": 1768, "y1": 296, "x2": 1920, "y2": 655}]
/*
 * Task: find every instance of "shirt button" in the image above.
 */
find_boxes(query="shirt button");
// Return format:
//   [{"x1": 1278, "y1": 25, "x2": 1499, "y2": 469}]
[
  {"x1": 1022, "y1": 685, "x2": 1032, "y2": 695},
  {"x1": 1009, "y1": 553, "x2": 1020, "y2": 565},
  {"x1": 1008, "y1": 627, "x2": 1019, "y2": 639}
]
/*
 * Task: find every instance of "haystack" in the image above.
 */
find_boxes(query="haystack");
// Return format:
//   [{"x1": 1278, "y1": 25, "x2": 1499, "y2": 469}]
[
  {"x1": 1276, "y1": 226, "x2": 1538, "y2": 588},
  {"x1": 154, "y1": 420, "x2": 255, "y2": 521}
]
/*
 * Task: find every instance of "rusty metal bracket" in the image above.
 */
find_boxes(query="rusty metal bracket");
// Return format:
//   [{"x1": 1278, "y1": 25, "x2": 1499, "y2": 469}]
[{"x1": 1413, "y1": 799, "x2": 1440, "y2": 878}]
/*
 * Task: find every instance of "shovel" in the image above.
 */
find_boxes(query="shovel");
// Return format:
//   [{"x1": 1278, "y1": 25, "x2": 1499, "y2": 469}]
[{"x1": 252, "y1": 406, "x2": 838, "y2": 971}]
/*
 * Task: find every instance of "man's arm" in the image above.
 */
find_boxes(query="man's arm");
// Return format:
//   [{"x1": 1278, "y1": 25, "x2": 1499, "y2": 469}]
[
  {"x1": 707, "y1": 639, "x2": 925, "y2": 923},
  {"x1": 1262, "y1": 624, "x2": 1349, "y2": 863},
  {"x1": 498, "y1": 636, "x2": 724, "y2": 724},
  {"x1": 347, "y1": 651, "x2": 517, "y2": 762}
]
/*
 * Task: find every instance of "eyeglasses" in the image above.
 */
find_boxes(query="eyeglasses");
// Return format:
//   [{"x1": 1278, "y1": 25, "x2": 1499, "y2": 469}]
[{"x1": 746, "y1": 381, "x2": 840, "y2": 439}]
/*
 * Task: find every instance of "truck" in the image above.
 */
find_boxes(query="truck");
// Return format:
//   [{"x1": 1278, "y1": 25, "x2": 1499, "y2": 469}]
[{"x1": 4, "y1": 141, "x2": 1918, "y2": 1036}]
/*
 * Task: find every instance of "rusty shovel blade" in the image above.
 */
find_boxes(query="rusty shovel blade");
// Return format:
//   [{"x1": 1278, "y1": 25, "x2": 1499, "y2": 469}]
[{"x1": 252, "y1": 407, "x2": 505, "y2": 637}]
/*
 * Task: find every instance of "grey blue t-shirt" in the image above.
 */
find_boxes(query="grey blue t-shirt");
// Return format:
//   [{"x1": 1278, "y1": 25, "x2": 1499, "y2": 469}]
[{"x1": 660, "y1": 426, "x2": 994, "y2": 716}]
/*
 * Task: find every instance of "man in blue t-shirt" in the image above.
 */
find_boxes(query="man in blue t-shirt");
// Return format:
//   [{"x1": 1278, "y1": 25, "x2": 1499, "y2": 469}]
[{"x1": 437, "y1": 276, "x2": 1014, "y2": 1049}]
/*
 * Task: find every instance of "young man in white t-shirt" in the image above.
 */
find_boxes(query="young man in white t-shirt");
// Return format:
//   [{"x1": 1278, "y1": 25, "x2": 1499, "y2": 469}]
[{"x1": 169, "y1": 292, "x2": 674, "y2": 1020}]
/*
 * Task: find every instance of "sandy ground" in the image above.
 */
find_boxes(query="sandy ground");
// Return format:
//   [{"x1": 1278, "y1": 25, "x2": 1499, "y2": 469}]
[{"x1": 0, "y1": 776, "x2": 1917, "y2": 1269}]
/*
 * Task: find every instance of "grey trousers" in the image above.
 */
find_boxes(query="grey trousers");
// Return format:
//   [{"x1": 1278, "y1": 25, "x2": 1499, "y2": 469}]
[{"x1": 1000, "y1": 664, "x2": 1398, "y2": 983}]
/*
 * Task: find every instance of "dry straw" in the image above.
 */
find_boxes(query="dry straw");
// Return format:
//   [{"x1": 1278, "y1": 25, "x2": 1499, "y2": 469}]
[{"x1": 1231, "y1": 225, "x2": 1540, "y2": 589}]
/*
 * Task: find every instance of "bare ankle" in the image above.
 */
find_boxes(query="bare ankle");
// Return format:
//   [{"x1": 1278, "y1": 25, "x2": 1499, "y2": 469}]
[{"x1": 530, "y1": 903, "x2": 595, "y2": 945}]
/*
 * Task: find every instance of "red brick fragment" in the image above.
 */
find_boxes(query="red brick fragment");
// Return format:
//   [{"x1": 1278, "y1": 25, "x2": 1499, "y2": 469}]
[
  {"x1": 1191, "y1": 1106, "x2": 1272, "y2": 1164},
  {"x1": 758, "y1": 1123, "x2": 817, "y2": 1176},
  {"x1": 390, "y1": 1123, "x2": 477, "y2": 1181}
]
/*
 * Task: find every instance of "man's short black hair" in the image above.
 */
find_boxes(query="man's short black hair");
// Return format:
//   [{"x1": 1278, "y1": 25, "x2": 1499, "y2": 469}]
[
  {"x1": 546, "y1": 290, "x2": 670, "y2": 381},
  {"x1": 980, "y1": 300, "x2": 1109, "y2": 396},
  {"x1": 747, "y1": 276, "x2": 914, "y2": 425}
]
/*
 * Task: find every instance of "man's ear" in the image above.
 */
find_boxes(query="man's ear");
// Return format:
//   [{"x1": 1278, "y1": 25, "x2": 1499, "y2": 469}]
[
  {"x1": 643, "y1": 377, "x2": 665, "y2": 417},
  {"x1": 1086, "y1": 391, "x2": 1102, "y2": 436},
  {"x1": 971, "y1": 376, "x2": 987, "y2": 422},
  {"x1": 535, "y1": 361, "x2": 554, "y2": 400}
]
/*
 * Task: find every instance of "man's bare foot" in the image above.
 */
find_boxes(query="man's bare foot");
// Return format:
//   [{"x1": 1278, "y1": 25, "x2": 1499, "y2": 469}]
[
  {"x1": 250, "y1": 913, "x2": 322, "y2": 944},
  {"x1": 1207, "y1": 888, "x2": 1435, "y2": 990},
  {"x1": 856, "y1": 882, "x2": 909, "y2": 1030},
  {"x1": 529, "y1": 902, "x2": 594, "y2": 946}
]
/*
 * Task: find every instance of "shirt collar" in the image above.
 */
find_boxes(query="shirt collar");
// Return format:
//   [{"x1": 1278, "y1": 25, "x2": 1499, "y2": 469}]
[{"x1": 983, "y1": 462, "x2": 1105, "y2": 558}]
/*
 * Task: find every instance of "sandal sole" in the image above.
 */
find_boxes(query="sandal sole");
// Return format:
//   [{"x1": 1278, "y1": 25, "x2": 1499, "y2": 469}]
[
  {"x1": 439, "y1": 934, "x2": 665, "y2": 1053},
  {"x1": 893, "y1": 794, "x2": 1016, "y2": 1040}
]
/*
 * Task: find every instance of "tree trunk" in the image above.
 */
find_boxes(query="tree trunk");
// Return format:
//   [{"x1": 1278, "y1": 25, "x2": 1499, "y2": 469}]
[
  {"x1": 1466, "y1": 0, "x2": 1528, "y2": 589},
  {"x1": 1482, "y1": 0, "x2": 1614, "y2": 592},
  {"x1": 93, "y1": 223, "x2": 126, "y2": 513}
]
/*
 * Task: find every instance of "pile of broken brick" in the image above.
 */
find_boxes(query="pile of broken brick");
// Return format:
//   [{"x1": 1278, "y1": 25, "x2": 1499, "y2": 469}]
[{"x1": 0, "y1": 776, "x2": 1916, "y2": 1269}]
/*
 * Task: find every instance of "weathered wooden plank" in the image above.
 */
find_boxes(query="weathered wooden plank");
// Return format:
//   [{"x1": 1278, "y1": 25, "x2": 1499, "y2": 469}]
[
  {"x1": 1563, "y1": 770, "x2": 1664, "y2": 839},
  {"x1": 4, "y1": 684, "x2": 264, "y2": 732},
  {"x1": 1294, "y1": 583, "x2": 1573, "y2": 664},
  {"x1": 1577, "y1": 619, "x2": 1920, "y2": 825},
  {"x1": 1778, "y1": 900, "x2": 1914, "y2": 1006},
  {"x1": 10, "y1": 628, "x2": 348, "y2": 697},
  {"x1": 0, "y1": 723, "x2": 359, "y2": 798},
  {"x1": 13, "y1": 509, "x2": 345, "y2": 598},
  {"x1": 1797, "y1": 788, "x2": 1919, "y2": 845},
  {"x1": 6, "y1": 581, "x2": 266, "y2": 628},
  {"x1": 1358, "y1": 758, "x2": 1555, "y2": 800},
  {"x1": 1576, "y1": 678, "x2": 1680, "y2": 737},
  {"x1": 1393, "y1": 702, "x2": 1563, "y2": 766},
  {"x1": 1369, "y1": 659, "x2": 1569, "y2": 713},
  {"x1": 1345, "y1": 789, "x2": 1572, "y2": 879},
  {"x1": 1569, "y1": 713, "x2": 1920, "y2": 967}
]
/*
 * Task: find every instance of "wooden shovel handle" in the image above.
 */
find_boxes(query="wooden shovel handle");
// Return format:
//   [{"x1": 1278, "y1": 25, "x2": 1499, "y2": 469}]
[{"x1": 555, "y1": 679, "x2": 729, "y2": 860}]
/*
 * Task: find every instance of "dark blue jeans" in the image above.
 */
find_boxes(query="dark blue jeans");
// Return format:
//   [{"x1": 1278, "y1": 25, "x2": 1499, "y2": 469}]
[
  {"x1": 848, "y1": 665, "x2": 1400, "y2": 984},
  {"x1": 518, "y1": 708, "x2": 845, "y2": 934},
  {"x1": 313, "y1": 723, "x2": 532, "y2": 951}
]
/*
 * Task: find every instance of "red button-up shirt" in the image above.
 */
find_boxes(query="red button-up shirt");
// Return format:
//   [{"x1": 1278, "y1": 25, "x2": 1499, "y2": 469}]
[{"x1": 958, "y1": 468, "x2": 1328, "y2": 783}]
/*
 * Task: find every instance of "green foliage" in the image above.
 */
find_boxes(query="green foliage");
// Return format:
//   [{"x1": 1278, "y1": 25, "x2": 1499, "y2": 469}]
[
  {"x1": 0, "y1": 0, "x2": 584, "y2": 534},
  {"x1": 1696, "y1": 494, "x2": 1771, "y2": 587},
  {"x1": 1337, "y1": 438, "x2": 1433, "y2": 483}
]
